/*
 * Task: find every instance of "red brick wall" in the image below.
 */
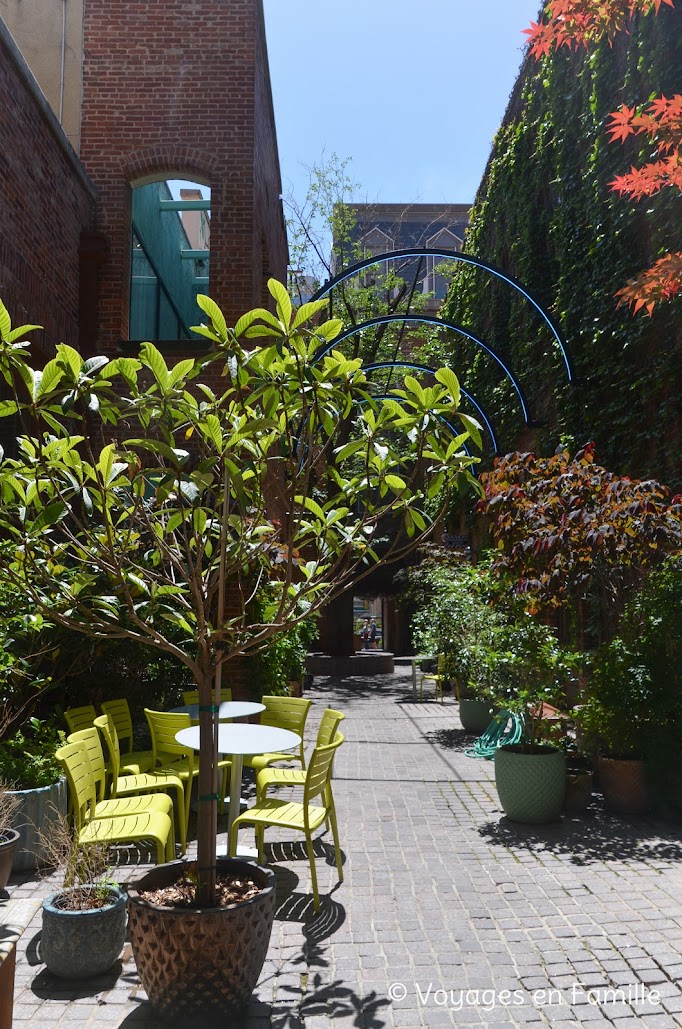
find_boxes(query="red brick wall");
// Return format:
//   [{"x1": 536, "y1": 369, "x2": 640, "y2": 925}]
[
  {"x1": 79, "y1": 0, "x2": 287, "y2": 354},
  {"x1": 0, "y1": 22, "x2": 96, "y2": 359}
]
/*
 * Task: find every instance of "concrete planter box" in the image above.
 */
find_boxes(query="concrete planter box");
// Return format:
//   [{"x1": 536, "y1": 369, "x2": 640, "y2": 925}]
[{"x1": 8, "y1": 778, "x2": 67, "y2": 872}]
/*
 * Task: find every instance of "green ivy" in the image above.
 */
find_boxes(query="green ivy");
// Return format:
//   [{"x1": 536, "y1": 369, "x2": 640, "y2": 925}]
[{"x1": 441, "y1": 5, "x2": 682, "y2": 489}]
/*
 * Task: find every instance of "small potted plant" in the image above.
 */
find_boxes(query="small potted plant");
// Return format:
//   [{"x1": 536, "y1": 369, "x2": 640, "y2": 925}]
[
  {"x1": 0, "y1": 718, "x2": 67, "y2": 872},
  {"x1": 39, "y1": 816, "x2": 127, "y2": 979}
]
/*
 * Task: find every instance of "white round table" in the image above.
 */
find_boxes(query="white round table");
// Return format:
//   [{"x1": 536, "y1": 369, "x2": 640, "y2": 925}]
[
  {"x1": 169, "y1": 701, "x2": 265, "y2": 721},
  {"x1": 175, "y1": 724, "x2": 301, "y2": 858}
]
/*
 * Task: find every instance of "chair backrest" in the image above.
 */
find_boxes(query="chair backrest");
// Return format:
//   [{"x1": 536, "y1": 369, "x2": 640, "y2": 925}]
[
  {"x1": 67, "y1": 727, "x2": 108, "y2": 802},
  {"x1": 145, "y1": 710, "x2": 193, "y2": 766},
  {"x1": 304, "y1": 733, "x2": 344, "y2": 806},
  {"x1": 55, "y1": 741, "x2": 97, "y2": 830},
  {"x1": 64, "y1": 705, "x2": 97, "y2": 735},
  {"x1": 316, "y1": 709, "x2": 345, "y2": 748},
  {"x1": 182, "y1": 688, "x2": 232, "y2": 705},
  {"x1": 261, "y1": 696, "x2": 312, "y2": 736},
  {"x1": 100, "y1": 699, "x2": 134, "y2": 753},
  {"x1": 93, "y1": 713, "x2": 122, "y2": 782}
]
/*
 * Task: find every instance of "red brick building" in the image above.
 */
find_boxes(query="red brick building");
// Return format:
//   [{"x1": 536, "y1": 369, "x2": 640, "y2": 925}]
[{"x1": 0, "y1": 0, "x2": 287, "y2": 358}]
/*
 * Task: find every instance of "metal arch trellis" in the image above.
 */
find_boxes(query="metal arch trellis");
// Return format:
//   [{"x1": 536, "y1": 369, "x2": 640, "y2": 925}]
[
  {"x1": 312, "y1": 315, "x2": 530, "y2": 428},
  {"x1": 310, "y1": 247, "x2": 574, "y2": 383},
  {"x1": 309, "y1": 247, "x2": 574, "y2": 451}
]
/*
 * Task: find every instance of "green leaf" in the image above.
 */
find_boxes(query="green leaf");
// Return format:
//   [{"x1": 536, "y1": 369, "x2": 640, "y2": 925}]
[
  {"x1": 314, "y1": 319, "x2": 344, "y2": 342},
  {"x1": 139, "y1": 344, "x2": 170, "y2": 391},
  {"x1": 201, "y1": 414, "x2": 223, "y2": 451},
  {"x1": 0, "y1": 400, "x2": 18, "y2": 418},
  {"x1": 168, "y1": 359, "x2": 196, "y2": 387},
  {"x1": 55, "y1": 344, "x2": 83, "y2": 380},
  {"x1": 82, "y1": 356, "x2": 109, "y2": 376},
  {"x1": 295, "y1": 495, "x2": 325, "y2": 520},
  {"x1": 268, "y1": 279, "x2": 292, "y2": 328},
  {"x1": 6, "y1": 324, "x2": 41, "y2": 343},
  {"x1": 30, "y1": 501, "x2": 67, "y2": 533},
  {"x1": 0, "y1": 300, "x2": 11, "y2": 340},
  {"x1": 195, "y1": 295, "x2": 227, "y2": 340},
  {"x1": 290, "y1": 299, "x2": 328, "y2": 330},
  {"x1": 98, "y1": 444, "x2": 115, "y2": 485},
  {"x1": 457, "y1": 412, "x2": 483, "y2": 449},
  {"x1": 435, "y1": 367, "x2": 461, "y2": 407},
  {"x1": 385, "y1": 474, "x2": 407, "y2": 492}
]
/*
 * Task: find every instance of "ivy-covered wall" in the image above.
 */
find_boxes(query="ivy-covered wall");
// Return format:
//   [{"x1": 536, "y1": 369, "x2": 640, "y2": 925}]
[{"x1": 443, "y1": 5, "x2": 681, "y2": 490}]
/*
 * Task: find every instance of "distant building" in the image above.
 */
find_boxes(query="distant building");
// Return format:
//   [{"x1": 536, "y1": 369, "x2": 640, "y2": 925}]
[{"x1": 333, "y1": 202, "x2": 471, "y2": 311}]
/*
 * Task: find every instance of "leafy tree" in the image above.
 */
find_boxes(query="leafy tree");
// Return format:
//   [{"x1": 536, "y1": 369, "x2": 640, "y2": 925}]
[
  {"x1": 524, "y1": 0, "x2": 681, "y2": 313},
  {"x1": 285, "y1": 152, "x2": 453, "y2": 369},
  {"x1": 478, "y1": 445, "x2": 682, "y2": 641},
  {"x1": 0, "y1": 286, "x2": 480, "y2": 903}
]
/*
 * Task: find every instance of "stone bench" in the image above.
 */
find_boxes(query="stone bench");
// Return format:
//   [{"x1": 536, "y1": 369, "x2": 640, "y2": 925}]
[{"x1": 0, "y1": 898, "x2": 41, "y2": 1029}]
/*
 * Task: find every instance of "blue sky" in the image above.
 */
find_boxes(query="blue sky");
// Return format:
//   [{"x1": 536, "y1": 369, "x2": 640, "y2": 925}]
[{"x1": 263, "y1": 0, "x2": 542, "y2": 207}]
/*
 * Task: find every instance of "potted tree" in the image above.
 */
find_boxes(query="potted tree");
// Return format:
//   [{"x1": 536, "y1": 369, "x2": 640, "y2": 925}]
[
  {"x1": 0, "y1": 286, "x2": 480, "y2": 1017},
  {"x1": 491, "y1": 618, "x2": 577, "y2": 824},
  {"x1": 578, "y1": 557, "x2": 682, "y2": 815}
]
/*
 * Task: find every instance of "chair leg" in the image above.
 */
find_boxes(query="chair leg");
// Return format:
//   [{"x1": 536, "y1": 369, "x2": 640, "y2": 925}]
[
  {"x1": 305, "y1": 830, "x2": 320, "y2": 911},
  {"x1": 228, "y1": 820, "x2": 238, "y2": 857},
  {"x1": 256, "y1": 825, "x2": 265, "y2": 864},
  {"x1": 328, "y1": 800, "x2": 344, "y2": 884}
]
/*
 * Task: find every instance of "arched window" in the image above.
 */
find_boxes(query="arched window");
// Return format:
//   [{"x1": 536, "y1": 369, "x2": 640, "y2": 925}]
[
  {"x1": 129, "y1": 179, "x2": 210, "y2": 341},
  {"x1": 424, "y1": 228, "x2": 462, "y2": 300}
]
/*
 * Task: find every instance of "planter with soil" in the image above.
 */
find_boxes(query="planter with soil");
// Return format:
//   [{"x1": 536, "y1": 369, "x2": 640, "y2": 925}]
[
  {"x1": 127, "y1": 857, "x2": 276, "y2": 1022},
  {"x1": 41, "y1": 885, "x2": 127, "y2": 978}
]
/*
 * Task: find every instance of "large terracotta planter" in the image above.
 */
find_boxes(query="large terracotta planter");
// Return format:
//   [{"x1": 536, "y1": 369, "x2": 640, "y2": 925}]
[
  {"x1": 494, "y1": 744, "x2": 566, "y2": 824},
  {"x1": 9, "y1": 778, "x2": 67, "y2": 872},
  {"x1": 127, "y1": 857, "x2": 276, "y2": 1021},
  {"x1": 41, "y1": 886, "x2": 127, "y2": 979},
  {"x1": 598, "y1": 757, "x2": 649, "y2": 814}
]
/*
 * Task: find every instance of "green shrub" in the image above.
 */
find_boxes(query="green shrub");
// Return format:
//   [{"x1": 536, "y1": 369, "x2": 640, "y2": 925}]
[{"x1": 0, "y1": 716, "x2": 64, "y2": 789}]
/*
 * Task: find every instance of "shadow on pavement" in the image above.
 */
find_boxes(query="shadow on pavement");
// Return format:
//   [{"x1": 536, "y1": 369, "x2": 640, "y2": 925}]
[{"x1": 480, "y1": 809, "x2": 682, "y2": 865}]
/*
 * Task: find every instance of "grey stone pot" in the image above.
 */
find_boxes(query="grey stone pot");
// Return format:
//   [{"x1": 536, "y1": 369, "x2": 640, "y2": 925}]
[
  {"x1": 9, "y1": 777, "x2": 67, "y2": 872},
  {"x1": 41, "y1": 886, "x2": 127, "y2": 978}
]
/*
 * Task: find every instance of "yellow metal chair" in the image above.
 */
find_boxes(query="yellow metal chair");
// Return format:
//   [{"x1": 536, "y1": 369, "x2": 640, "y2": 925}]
[
  {"x1": 94, "y1": 713, "x2": 187, "y2": 854},
  {"x1": 244, "y1": 696, "x2": 312, "y2": 774},
  {"x1": 100, "y1": 699, "x2": 155, "y2": 773},
  {"x1": 56, "y1": 741, "x2": 174, "y2": 864},
  {"x1": 64, "y1": 705, "x2": 97, "y2": 734},
  {"x1": 230, "y1": 733, "x2": 344, "y2": 911},
  {"x1": 419, "y1": 654, "x2": 446, "y2": 703},
  {"x1": 67, "y1": 727, "x2": 176, "y2": 842},
  {"x1": 182, "y1": 688, "x2": 232, "y2": 705},
  {"x1": 256, "y1": 708, "x2": 345, "y2": 804}
]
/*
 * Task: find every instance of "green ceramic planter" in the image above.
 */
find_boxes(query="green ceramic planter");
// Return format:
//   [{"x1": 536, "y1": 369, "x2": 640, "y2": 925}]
[
  {"x1": 459, "y1": 698, "x2": 496, "y2": 735},
  {"x1": 494, "y1": 744, "x2": 566, "y2": 823}
]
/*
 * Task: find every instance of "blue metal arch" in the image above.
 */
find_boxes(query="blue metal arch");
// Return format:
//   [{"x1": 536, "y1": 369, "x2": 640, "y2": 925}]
[
  {"x1": 313, "y1": 314, "x2": 530, "y2": 426},
  {"x1": 311, "y1": 247, "x2": 574, "y2": 383},
  {"x1": 363, "y1": 361, "x2": 498, "y2": 452}
]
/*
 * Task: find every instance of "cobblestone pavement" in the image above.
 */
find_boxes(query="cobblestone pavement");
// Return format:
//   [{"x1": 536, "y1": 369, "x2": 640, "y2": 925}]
[{"x1": 6, "y1": 664, "x2": 682, "y2": 1027}]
